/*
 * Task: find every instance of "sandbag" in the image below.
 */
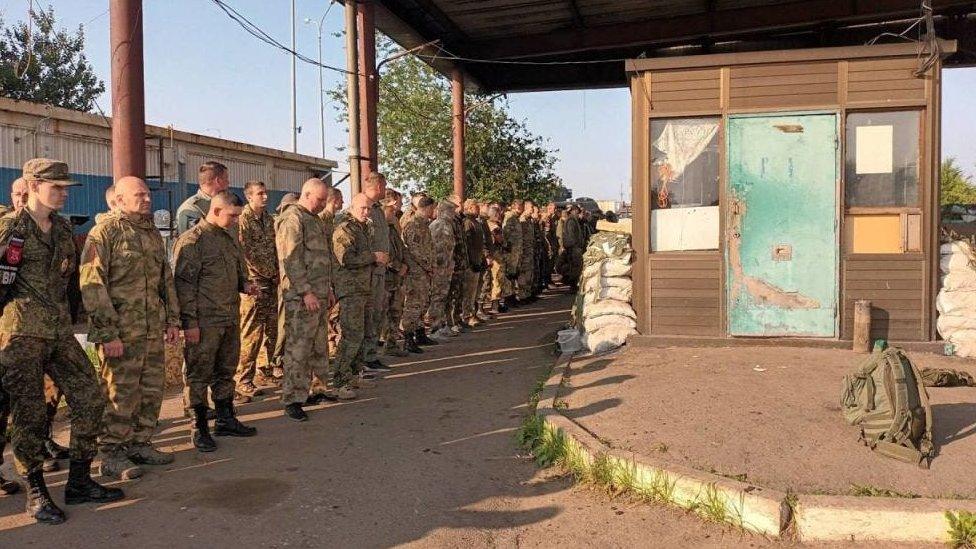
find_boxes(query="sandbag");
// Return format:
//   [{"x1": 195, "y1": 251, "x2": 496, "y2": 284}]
[
  {"x1": 583, "y1": 314, "x2": 638, "y2": 333},
  {"x1": 582, "y1": 286, "x2": 633, "y2": 305},
  {"x1": 582, "y1": 299, "x2": 637, "y2": 320},
  {"x1": 937, "y1": 314, "x2": 976, "y2": 333},
  {"x1": 940, "y1": 251, "x2": 975, "y2": 273},
  {"x1": 600, "y1": 276, "x2": 633, "y2": 290},
  {"x1": 941, "y1": 269, "x2": 976, "y2": 291},
  {"x1": 583, "y1": 325, "x2": 637, "y2": 354},
  {"x1": 936, "y1": 290, "x2": 976, "y2": 316}
]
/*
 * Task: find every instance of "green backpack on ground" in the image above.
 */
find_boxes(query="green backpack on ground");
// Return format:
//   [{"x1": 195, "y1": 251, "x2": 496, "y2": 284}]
[{"x1": 840, "y1": 347, "x2": 934, "y2": 468}]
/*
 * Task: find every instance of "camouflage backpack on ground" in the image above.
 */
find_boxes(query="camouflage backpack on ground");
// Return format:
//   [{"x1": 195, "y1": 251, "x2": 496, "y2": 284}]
[{"x1": 841, "y1": 347, "x2": 934, "y2": 468}]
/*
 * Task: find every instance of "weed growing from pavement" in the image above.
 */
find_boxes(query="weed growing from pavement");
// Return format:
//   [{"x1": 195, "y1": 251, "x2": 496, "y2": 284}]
[
  {"x1": 946, "y1": 510, "x2": 976, "y2": 548},
  {"x1": 849, "y1": 484, "x2": 920, "y2": 499}
]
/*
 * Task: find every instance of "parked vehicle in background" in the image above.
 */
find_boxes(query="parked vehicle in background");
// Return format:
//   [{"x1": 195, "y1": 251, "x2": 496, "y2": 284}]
[{"x1": 556, "y1": 197, "x2": 602, "y2": 214}]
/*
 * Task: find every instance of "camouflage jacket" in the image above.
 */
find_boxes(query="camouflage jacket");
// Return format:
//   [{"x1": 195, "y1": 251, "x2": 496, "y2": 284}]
[
  {"x1": 0, "y1": 208, "x2": 78, "y2": 339},
  {"x1": 519, "y1": 214, "x2": 536, "y2": 263},
  {"x1": 173, "y1": 219, "x2": 247, "y2": 328},
  {"x1": 367, "y1": 201, "x2": 389, "y2": 255},
  {"x1": 429, "y1": 212, "x2": 455, "y2": 273},
  {"x1": 401, "y1": 214, "x2": 432, "y2": 275},
  {"x1": 502, "y1": 211, "x2": 522, "y2": 267},
  {"x1": 238, "y1": 204, "x2": 278, "y2": 286},
  {"x1": 80, "y1": 211, "x2": 180, "y2": 343},
  {"x1": 332, "y1": 217, "x2": 374, "y2": 297},
  {"x1": 386, "y1": 220, "x2": 405, "y2": 287},
  {"x1": 561, "y1": 215, "x2": 583, "y2": 251},
  {"x1": 277, "y1": 204, "x2": 333, "y2": 301},
  {"x1": 175, "y1": 189, "x2": 212, "y2": 235},
  {"x1": 462, "y1": 213, "x2": 486, "y2": 272},
  {"x1": 544, "y1": 213, "x2": 559, "y2": 253},
  {"x1": 480, "y1": 216, "x2": 495, "y2": 258},
  {"x1": 451, "y1": 212, "x2": 469, "y2": 273}
]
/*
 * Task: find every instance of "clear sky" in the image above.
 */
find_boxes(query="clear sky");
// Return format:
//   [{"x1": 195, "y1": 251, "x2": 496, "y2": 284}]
[{"x1": 1, "y1": 0, "x2": 973, "y2": 202}]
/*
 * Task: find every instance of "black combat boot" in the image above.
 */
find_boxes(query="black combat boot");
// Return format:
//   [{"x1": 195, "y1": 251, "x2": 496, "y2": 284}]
[
  {"x1": 213, "y1": 399, "x2": 257, "y2": 437},
  {"x1": 496, "y1": 299, "x2": 509, "y2": 313},
  {"x1": 0, "y1": 473, "x2": 20, "y2": 495},
  {"x1": 25, "y1": 471, "x2": 65, "y2": 525},
  {"x1": 64, "y1": 459, "x2": 125, "y2": 505},
  {"x1": 44, "y1": 438, "x2": 70, "y2": 460},
  {"x1": 192, "y1": 405, "x2": 217, "y2": 452},
  {"x1": 416, "y1": 327, "x2": 438, "y2": 346},
  {"x1": 404, "y1": 333, "x2": 423, "y2": 354}
]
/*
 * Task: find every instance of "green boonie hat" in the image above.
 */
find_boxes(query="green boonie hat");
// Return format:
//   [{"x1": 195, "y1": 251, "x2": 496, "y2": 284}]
[{"x1": 21, "y1": 158, "x2": 80, "y2": 187}]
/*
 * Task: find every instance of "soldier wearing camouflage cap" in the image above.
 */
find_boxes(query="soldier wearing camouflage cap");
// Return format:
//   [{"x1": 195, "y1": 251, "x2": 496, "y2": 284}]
[{"x1": 0, "y1": 159, "x2": 124, "y2": 525}]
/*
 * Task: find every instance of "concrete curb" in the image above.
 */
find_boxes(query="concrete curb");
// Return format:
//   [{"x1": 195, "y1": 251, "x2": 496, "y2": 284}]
[{"x1": 536, "y1": 351, "x2": 976, "y2": 543}]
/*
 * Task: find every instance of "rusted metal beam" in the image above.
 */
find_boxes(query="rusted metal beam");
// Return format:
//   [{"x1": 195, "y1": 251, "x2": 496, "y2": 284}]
[
  {"x1": 451, "y1": 67, "x2": 465, "y2": 203},
  {"x1": 109, "y1": 0, "x2": 146, "y2": 180},
  {"x1": 468, "y1": 0, "x2": 974, "y2": 59},
  {"x1": 357, "y1": 0, "x2": 379, "y2": 177},
  {"x1": 345, "y1": 0, "x2": 361, "y2": 193}
]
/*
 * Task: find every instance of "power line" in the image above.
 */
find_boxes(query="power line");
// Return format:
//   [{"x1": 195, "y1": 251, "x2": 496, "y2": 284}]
[{"x1": 209, "y1": 0, "x2": 360, "y2": 76}]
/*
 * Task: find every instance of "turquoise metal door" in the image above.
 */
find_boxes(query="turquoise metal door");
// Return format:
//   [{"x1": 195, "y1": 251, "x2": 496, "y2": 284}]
[{"x1": 726, "y1": 114, "x2": 838, "y2": 337}]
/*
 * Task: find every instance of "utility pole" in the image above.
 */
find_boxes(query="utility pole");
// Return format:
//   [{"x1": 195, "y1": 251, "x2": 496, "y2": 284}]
[
  {"x1": 451, "y1": 67, "x2": 465, "y2": 203},
  {"x1": 305, "y1": 13, "x2": 327, "y2": 159},
  {"x1": 345, "y1": 0, "x2": 361, "y2": 193},
  {"x1": 290, "y1": 0, "x2": 298, "y2": 153},
  {"x1": 109, "y1": 0, "x2": 146, "y2": 180},
  {"x1": 356, "y1": 0, "x2": 378, "y2": 176}
]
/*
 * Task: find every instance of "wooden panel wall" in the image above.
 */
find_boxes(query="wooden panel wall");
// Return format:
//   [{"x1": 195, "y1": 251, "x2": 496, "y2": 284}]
[
  {"x1": 729, "y1": 62, "x2": 838, "y2": 109},
  {"x1": 846, "y1": 57, "x2": 926, "y2": 104},
  {"x1": 647, "y1": 69, "x2": 721, "y2": 113},
  {"x1": 648, "y1": 253, "x2": 723, "y2": 336},
  {"x1": 841, "y1": 255, "x2": 926, "y2": 341}
]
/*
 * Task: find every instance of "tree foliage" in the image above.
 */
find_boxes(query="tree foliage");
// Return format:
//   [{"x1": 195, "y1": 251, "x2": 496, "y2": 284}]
[
  {"x1": 331, "y1": 36, "x2": 562, "y2": 203},
  {"x1": 941, "y1": 157, "x2": 976, "y2": 206},
  {"x1": 0, "y1": 6, "x2": 105, "y2": 112}
]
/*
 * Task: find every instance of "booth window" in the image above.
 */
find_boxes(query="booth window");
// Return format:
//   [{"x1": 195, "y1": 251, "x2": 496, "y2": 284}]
[
  {"x1": 844, "y1": 110, "x2": 922, "y2": 254},
  {"x1": 649, "y1": 117, "x2": 720, "y2": 252}
]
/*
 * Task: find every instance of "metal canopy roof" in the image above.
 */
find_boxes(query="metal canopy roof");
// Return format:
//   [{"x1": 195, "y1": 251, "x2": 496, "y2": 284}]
[{"x1": 366, "y1": 0, "x2": 976, "y2": 91}]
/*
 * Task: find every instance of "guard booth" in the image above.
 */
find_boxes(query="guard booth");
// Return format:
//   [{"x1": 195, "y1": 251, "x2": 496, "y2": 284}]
[{"x1": 628, "y1": 41, "x2": 954, "y2": 342}]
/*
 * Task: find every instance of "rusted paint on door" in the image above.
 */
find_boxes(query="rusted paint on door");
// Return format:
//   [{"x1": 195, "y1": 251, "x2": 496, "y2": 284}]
[{"x1": 727, "y1": 114, "x2": 838, "y2": 336}]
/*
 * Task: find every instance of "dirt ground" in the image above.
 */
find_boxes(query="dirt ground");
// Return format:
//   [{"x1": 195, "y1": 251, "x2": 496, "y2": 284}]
[
  {"x1": 563, "y1": 345, "x2": 976, "y2": 499},
  {"x1": 0, "y1": 290, "x2": 818, "y2": 549}
]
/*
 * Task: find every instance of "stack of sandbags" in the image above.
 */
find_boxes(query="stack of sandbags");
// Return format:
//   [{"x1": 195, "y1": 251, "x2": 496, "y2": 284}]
[
  {"x1": 574, "y1": 231, "x2": 638, "y2": 354},
  {"x1": 936, "y1": 240, "x2": 976, "y2": 357}
]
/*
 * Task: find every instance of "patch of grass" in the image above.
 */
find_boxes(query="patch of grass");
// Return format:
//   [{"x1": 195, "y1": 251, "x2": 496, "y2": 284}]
[
  {"x1": 650, "y1": 442, "x2": 669, "y2": 453},
  {"x1": 946, "y1": 510, "x2": 976, "y2": 549},
  {"x1": 553, "y1": 399, "x2": 569, "y2": 410},
  {"x1": 849, "y1": 484, "x2": 920, "y2": 499}
]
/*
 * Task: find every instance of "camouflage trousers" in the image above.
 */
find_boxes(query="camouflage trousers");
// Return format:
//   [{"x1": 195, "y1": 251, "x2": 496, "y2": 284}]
[
  {"x1": 0, "y1": 373, "x2": 69, "y2": 468},
  {"x1": 0, "y1": 333, "x2": 103, "y2": 475},
  {"x1": 381, "y1": 275, "x2": 405, "y2": 344},
  {"x1": 401, "y1": 270, "x2": 430, "y2": 333},
  {"x1": 363, "y1": 269, "x2": 387, "y2": 363},
  {"x1": 279, "y1": 298, "x2": 330, "y2": 406},
  {"x1": 480, "y1": 263, "x2": 493, "y2": 304},
  {"x1": 557, "y1": 247, "x2": 583, "y2": 286},
  {"x1": 183, "y1": 325, "x2": 239, "y2": 409},
  {"x1": 327, "y1": 303, "x2": 341, "y2": 358},
  {"x1": 490, "y1": 258, "x2": 506, "y2": 301},
  {"x1": 236, "y1": 284, "x2": 279, "y2": 385},
  {"x1": 461, "y1": 269, "x2": 481, "y2": 319},
  {"x1": 335, "y1": 293, "x2": 368, "y2": 388},
  {"x1": 517, "y1": 253, "x2": 536, "y2": 299},
  {"x1": 447, "y1": 269, "x2": 465, "y2": 326},
  {"x1": 98, "y1": 336, "x2": 165, "y2": 450},
  {"x1": 427, "y1": 265, "x2": 453, "y2": 327}
]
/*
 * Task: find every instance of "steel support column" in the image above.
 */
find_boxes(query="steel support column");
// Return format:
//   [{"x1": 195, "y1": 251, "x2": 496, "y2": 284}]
[
  {"x1": 357, "y1": 0, "x2": 379, "y2": 177},
  {"x1": 451, "y1": 67, "x2": 465, "y2": 203},
  {"x1": 345, "y1": 0, "x2": 362, "y2": 194},
  {"x1": 109, "y1": 0, "x2": 146, "y2": 180}
]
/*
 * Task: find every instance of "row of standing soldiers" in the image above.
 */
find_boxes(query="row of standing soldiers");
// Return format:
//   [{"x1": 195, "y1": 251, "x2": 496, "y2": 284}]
[{"x1": 0, "y1": 157, "x2": 590, "y2": 526}]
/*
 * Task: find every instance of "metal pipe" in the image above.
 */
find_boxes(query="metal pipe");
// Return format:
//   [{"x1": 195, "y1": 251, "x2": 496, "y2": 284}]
[
  {"x1": 345, "y1": 0, "x2": 361, "y2": 193},
  {"x1": 316, "y1": 17, "x2": 326, "y2": 158},
  {"x1": 451, "y1": 67, "x2": 465, "y2": 203},
  {"x1": 290, "y1": 0, "x2": 298, "y2": 153},
  {"x1": 110, "y1": 0, "x2": 146, "y2": 179},
  {"x1": 357, "y1": 0, "x2": 378, "y2": 176}
]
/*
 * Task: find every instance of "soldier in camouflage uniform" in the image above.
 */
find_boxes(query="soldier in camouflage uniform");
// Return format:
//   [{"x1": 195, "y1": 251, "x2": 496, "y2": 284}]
[
  {"x1": 427, "y1": 200, "x2": 457, "y2": 340},
  {"x1": 319, "y1": 187, "x2": 344, "y2": 358},
  {"x1": 174, "y1": 192, "x2": 258, "y2": 452},
  {"x1": 557, "y1": 205, "x2": 585, "y2": 291},
  {"x1": 476, "y1": 202, "x2": 496, "y2": 319},
  {"x1": 176, "y1": 161, "x2": 230, "y2": 235},
  {"x1": 446, "y1": 197, "x2": 470, "y2": 334},
  {"x1": 333, "y1": 193, "x2": 378, "y2": 399},
  {"x1": 461, "y1": 199, "x2": 487, "y2": 327},
  {"x1": 235, "y1": 181, "x2": 279, "y2": 400},
  {"x1": 276, "y1": 179, "x2": 336, "y2": 422},
  {"x1": 485, "y1": 205, "x2": 506, "y2": 314},
  {"x1": 361, "y1": 173, "x2": 391, "y2": 372},
  {"x1": 501, "y1": 200, "x2": 524, "y2": 308},
  {"x1": 381, "y1": 191, "x2": 409, "y2": 356},
  {"x1": 81, "y1": 176, "x2": 181, "y2": 480},
  {"x1": 516, "y1": 201, "x2": 537, "y2": 302},
  {"x1": 543, "y1": 203, "x2": 559, "y2": 288},
  {"x1": 400, "y1": 196, "x2": 435, "y2": 350},
  {"x1": 0, "y1": 159, "x2": 123, "y2": 525}
]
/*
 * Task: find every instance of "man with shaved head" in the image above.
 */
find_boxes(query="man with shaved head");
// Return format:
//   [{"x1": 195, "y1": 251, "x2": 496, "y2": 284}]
[
  {"x1": 81, "y1": 176, "x2": 181, "y2": 479},
  {"x1": 276, "y1": 178, "x2": 336, "y2": 421}
]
